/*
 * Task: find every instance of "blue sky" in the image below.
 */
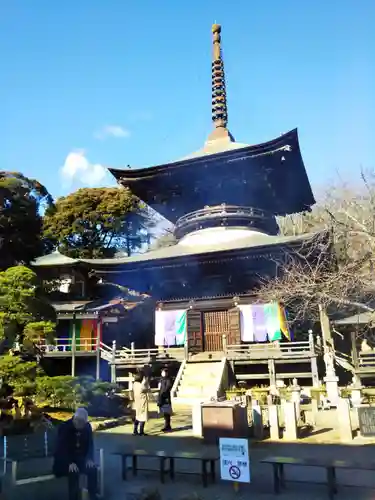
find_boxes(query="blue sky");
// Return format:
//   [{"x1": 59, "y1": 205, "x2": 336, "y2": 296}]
[{"x1": 1, "y1": 0, "x2": 374, "y2": 199}]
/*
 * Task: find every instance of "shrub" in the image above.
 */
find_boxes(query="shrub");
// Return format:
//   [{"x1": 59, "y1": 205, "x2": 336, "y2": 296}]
[{"x1": 35, "y1": 375, "x2": 123, "y2": 414}]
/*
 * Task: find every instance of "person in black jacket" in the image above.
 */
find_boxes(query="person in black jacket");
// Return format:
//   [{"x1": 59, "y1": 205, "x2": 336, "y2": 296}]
[
  {"x1": 53, "y1": 408, "x2": 98, "y2": 500},
  {"x1": 157, "y1": 368, "x2": 173, "y2": 432}
]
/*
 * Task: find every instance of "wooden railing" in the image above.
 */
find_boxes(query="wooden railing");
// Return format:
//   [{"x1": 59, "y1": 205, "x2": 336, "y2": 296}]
[
  {"x1": 113, "y1": 345, "x2": 185, "y2": 364},
  {"x1": 38, "y1": 338, "x2": 97, "y2": 353},
  {"x1": 358, "y1": 352, "x2": 375, "y2": 369},
  {"x1": 99, "y1": 341, "x2": 113, "y2": 361},
  {"x1": 225, "y1": 340, "x2": 314, "y2": 360},
  {"x1": 39, "y1": 333, "x2": 318, "y2": 364}
]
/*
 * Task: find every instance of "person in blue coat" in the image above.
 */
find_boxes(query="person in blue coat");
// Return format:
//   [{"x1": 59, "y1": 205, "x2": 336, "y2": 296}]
[{"x1": 53, "y1": 407, "x2": 98, "y2": 500}]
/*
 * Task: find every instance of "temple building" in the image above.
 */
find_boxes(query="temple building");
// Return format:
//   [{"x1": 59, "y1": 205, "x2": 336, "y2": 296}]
[
  {"x1": 90, "y1": 24, "x2": 317, "y2": 345},
  {"x1": 33, "y1": 24, "x2": 323, "y2": 394}
]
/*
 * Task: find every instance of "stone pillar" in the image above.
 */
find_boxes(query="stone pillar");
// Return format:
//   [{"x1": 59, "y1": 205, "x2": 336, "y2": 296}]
[
  {"x1": 222, "y1": 334, "x2": 227, "y2": 355},
  {"x1": 192, "y1": 402, "x2": 203, "y2": 437},
  {"x1": 351, "y1": 380, "x2": 363, "y2": 407},
  {"x1": 337, "y1": 398, "x2": 353, "y2": 441},
  {"x1": 95, "y1": 319, "x2": 101, "y2": 380},
  {"x1": 128, "y1": 372, "x2": 134, "y2": 392},
  {"x1": 320, "y1": 305, "x2": 340, "y2": 406},
  {"x1": 319, "y1": 304, "x2": 333, "y2": 348},
  {"x1": 71, "y1": 320, "x2": 77, "y2": 377},
  {"x1": 311, "y1": 398, "x2": 319, "y2": 426},
  {"x1": 268, "y1": 359, "x2": 276, "y2": 386},
  {"x1": 110, "y1": 364, "x2": 116, "y2": 384},
  {"x1": 323, "y1": 344, "x2": 339, "y2": 407},
  {"x1": 269, "y1": 404, "x2": 280, "y2": 440},
  {"x1": 284, "y1": 402, "x2": 298, "y2": 440},
  {"x1": 291, "y1": 382, "x2": 301, "y2": 415},
  {"x1": 310, "y1": 357, "x2": 319, "y2": 387},
  {"x1": 252, "y1": 404, "x2": 264, "y2": 440}
]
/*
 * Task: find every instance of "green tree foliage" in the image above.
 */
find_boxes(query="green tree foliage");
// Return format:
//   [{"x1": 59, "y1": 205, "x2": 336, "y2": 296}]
[
  {"x1": 0, "y1": 266, "x2": 56, "y2": 347},
  {"x1": 35, "y1": 375, "x2": 116, "y2": 409},
  {"x1": 0, "y1": 358, "x2": 117, "y2": 409},
  {"x1": 0, "y1": 355, "x2": 39, "y2": 397},
  {"x1": 43, "y1": 187, "x2": 154, "y2": 258},
  {"x1": 0, "y1": 171, "x2": 54, "y2": 269}
]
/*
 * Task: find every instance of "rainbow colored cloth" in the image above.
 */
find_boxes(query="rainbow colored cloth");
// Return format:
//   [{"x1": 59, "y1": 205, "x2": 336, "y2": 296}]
[{"x1": 238, "y1": 303, "x2": 291, "y2": 342}]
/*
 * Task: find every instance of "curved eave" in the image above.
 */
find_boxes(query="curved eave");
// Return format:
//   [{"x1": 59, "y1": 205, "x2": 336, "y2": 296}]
[
  {"x1": 109, "y1": 128, "x2": 300, "y2": 181},
  {"x1": 109, "y1": 128, "x2": 314, "y2": 222}
]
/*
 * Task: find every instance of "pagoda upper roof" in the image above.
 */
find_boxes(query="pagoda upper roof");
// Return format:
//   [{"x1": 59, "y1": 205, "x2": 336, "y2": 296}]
[{"x1": 109, "y1": 128, "x2": 315, "y2": 223}]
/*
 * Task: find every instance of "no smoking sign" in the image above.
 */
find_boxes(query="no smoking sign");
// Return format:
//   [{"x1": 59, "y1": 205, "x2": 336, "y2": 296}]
[
  {"x1": 219, "y1": 438, "x2": 251, "y2": 484},
  {"x1": 229, "y1": 465, "x2": 241, "y2": 480}
]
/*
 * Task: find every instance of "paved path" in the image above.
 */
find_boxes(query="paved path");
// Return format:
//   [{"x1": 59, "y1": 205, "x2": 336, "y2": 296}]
[
  {"x1": 94, "y1": 405, "x2": 375, "y2": 499},
  {"x1": 5, "y1": 405, "x2": 375, "y2": 499}
]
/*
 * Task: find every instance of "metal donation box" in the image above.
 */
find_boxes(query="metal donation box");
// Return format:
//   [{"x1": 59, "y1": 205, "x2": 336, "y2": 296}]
[{"x1": 201, "y1": 401, "x2": 248, "y2": 444}]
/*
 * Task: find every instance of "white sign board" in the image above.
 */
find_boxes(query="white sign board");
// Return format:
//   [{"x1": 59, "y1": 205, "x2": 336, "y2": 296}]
[{"x1": 219, "y1": 437, "x2": 250, "y2": 483}]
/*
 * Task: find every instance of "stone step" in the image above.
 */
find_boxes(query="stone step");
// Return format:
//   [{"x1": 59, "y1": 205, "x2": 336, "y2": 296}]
[
  {"x1": 178, "y1": 383, "x2": 217, "y2": 392},
  {"x1": 178, "y1": 381, "x2": 219, "y2": 390},
  {"x1": 178, "y1": 384, "x2": 217, "y2": 393},
  {"x1": 178, "y1": 390, "x2": 216, "y2": 399},
  {"x1": 184, "y1": 364, "x2": 222, "y2": 371},
  {"x1": 180, "y1": 373, "x2": 219, "y2": 382},
  {"x1": 179, "y1": 380, "x2": 218, "y2": 388},
  {"x1": 183, "y1": 370, "x2": 222, "y2": 378},
  {"x1": 184, "y1": 365, "x2": 222, "y2": 371},
  {"x1": 176, "y1": 361, "x2": 224, "y2": 400},
  {"x1": 172, "y1": 397, "x2": 211, "y2": 405},
  {"x1": 185, "y1": 361, "x2": 222, "y2": 367}
]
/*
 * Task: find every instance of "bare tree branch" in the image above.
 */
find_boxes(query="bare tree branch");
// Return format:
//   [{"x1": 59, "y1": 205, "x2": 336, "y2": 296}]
[{"x1": 257, "y1": 171, "x2": 375, "y2": 322}]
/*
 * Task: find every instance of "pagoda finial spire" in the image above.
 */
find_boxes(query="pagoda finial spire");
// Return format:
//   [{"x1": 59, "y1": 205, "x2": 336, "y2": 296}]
[
  {"x1": 206, "y1": 24, "x2": 234, "y2": 144},
  {"x1": 211, "y1": 24, "x2": 227, "y2": 129}
]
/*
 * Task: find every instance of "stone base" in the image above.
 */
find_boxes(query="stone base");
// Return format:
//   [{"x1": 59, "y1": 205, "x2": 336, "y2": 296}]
[{"x1": 324, "y1": 376, "x2": 339, "y2": 407}]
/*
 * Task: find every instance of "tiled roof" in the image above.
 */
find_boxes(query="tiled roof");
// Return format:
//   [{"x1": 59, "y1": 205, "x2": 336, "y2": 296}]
[
  {"x1": 33, "y1": 231, "x2": 320, "y2": 268},
  {"x1": 33, "y1": 251, "x2": 79, "y2": 267},
  {"x1": 84, "y1": 231, "x2": 317, "y2": 266}
]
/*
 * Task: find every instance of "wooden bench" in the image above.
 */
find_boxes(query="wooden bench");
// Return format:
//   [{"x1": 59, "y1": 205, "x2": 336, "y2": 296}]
[
  {"x1": 113, "y1": 448, "x2": 219, "y2": 487},
  {"x1": 1, "y1": 430, "x2": 104, "y2": 497},
  {"x1": 261, "y1": 456, "x2": 375, "y2": 499}
]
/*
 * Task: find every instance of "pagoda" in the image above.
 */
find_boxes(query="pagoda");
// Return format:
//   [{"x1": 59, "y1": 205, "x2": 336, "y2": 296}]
[{"x1": 87, "y1": 24, "x2": 319, "y2": 354}]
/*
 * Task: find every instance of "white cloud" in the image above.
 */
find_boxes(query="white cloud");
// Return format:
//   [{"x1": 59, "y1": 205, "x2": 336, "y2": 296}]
[
  {"x1": 94, "y1": 124, "x2": 130, "y2": 140},
  {"x1": 60, "y1": 150, "x2": 108, "y2": 186}
]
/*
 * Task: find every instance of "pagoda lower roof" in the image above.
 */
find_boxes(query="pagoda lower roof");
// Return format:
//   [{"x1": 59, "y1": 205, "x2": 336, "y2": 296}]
[
  {"x1": 108, "y1": 129, "x2": 315, "y2": 223},
  {"x1": 87, "y1": 231, "x2": 321, "y2": 269},
  {"x1": 31, "y1": 231, "x2": 321, "y2": 273}
]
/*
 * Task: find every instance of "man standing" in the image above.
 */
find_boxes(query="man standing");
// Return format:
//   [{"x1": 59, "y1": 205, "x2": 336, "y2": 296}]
[{"x1": 53, "y1": 408, "x2": 98, "y2": 500}]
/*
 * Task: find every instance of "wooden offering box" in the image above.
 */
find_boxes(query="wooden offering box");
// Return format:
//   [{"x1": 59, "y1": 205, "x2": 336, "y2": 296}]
[{"x1": 201, "y1": 401, "x2": 248, "y2": 444}]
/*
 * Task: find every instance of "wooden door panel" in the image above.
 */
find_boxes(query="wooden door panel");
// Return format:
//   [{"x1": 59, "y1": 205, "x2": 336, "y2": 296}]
[
  {"x1": 187, "y1": 310, "x2": 203, "y2": 352},
  {"x1": 203, "y1": 310, "x2": 230, "y2": 351},
  {"x1": 228, "y1": 307, "x2": 241, "y2": 345}
]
